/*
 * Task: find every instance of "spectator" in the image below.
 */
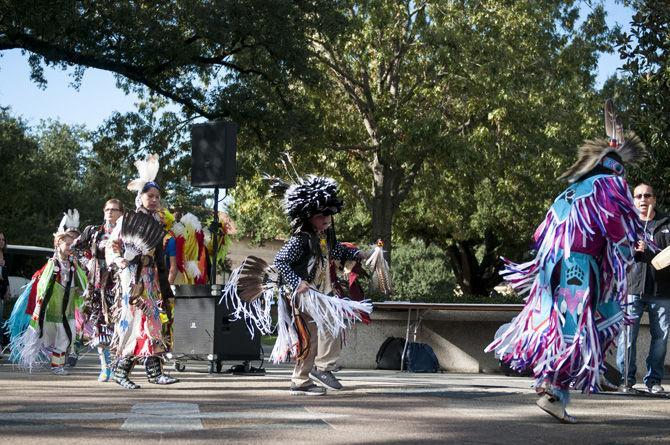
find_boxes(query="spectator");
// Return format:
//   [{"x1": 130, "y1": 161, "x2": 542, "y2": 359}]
[{"x1": 617, "y1": 183, "x2": 670, "y2": 394}]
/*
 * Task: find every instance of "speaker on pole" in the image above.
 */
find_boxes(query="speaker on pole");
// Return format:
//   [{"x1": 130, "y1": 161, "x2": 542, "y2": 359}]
[{"x1": 191, "y1": 121, "x2": 238, "y2": 188}]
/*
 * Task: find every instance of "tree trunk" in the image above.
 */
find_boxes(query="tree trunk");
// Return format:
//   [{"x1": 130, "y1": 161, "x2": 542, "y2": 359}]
[
  {"x1": 446, "y1": 235, "x2": 500, "y2": 296},
  {"x1": 370, "y1": 154, "x2": 399, "y2": 264}
]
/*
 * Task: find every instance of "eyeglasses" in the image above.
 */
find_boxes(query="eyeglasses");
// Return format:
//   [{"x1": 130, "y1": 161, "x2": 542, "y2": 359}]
[
  {"x1": 634, "y1": 193, "x2": 654, "y2": 199},
  {"x1": 104, "y1": 208, "x2": 122, "y2": 212}
]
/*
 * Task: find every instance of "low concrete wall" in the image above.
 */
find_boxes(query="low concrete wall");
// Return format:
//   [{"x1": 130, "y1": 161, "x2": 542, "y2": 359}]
[{"x1": 339, "y1": 306, "x2": 670, "y2": 379}]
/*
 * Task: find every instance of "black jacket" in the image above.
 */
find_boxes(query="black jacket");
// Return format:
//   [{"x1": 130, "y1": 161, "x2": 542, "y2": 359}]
[{"x1": 627, "y1": 212, "x2": 670, "y2": 299}]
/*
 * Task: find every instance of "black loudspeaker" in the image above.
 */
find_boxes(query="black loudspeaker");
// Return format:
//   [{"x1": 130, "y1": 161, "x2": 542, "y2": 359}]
[
  {"x1": 172, "y1": 285, "x2": 261, "y2": 361},
  {"x1": 190, "y1": 121, "x2": 238, "y2": 188}
]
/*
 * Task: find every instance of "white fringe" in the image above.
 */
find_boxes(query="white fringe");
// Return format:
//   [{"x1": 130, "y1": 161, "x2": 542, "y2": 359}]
[
  {"x1": 270, "y1": 295, "x2": 300, "y2": 363},
  {"x1": 296, "y1": 288, "x2": 373, "y2": 338},
  {"x1": 12, "y1": 326, "x2": 49, "y2": 371},
  {"x1": 219, "y1": 265, "x2": 275, "y2": 337},
  {"x1": 222, "y1": 265, "x2": 374, "y2": 363}
]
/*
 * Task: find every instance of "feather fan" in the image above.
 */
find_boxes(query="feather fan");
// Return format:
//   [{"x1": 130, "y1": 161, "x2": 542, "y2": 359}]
[
  {"x1": 365, "y1": 240, "x2": 393, "y2": 295},
  {"x1": 229, "y1": 255, "x2": 279, "y2": 302},
  {"x1": 120, "y1": 211, "x2": 165, "y2": 261}
]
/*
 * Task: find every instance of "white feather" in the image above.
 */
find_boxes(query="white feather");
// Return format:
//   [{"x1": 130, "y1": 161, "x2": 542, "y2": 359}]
[
  {"x1": 186, "y1": 261, "x2": 202, "y2": 279},
  {"x1": 127, "y1": 153, "x2": 160, "y2": 191},
  {"x1": 180, "y1": 213, "x2": 202, "y2": 232},
  {"x1": 172, "y1": 222, "x2": 185, "y2": 237}
]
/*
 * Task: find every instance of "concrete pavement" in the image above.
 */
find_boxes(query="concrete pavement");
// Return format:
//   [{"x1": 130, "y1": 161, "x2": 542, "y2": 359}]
[{"x1": 0, "y1": 354, "x2": 669, "y2": 444}]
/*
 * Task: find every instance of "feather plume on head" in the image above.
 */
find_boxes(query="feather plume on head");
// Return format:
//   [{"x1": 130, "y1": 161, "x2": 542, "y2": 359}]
[
  {"x1": 562, "y1": 98, "x2": 646, "y2": 183},
  {"x1": 127, "y1": 153, "x2": 160, "y2": 208},
  {"x1": 559, "y1": 132, "x2": 645, "y2": 183},
  {"x1": 264, "y1": 174, "x2": 343, "y2": 231},
  {"x1": 55, "y1": 209, "x2": 80, "y2": 237}
]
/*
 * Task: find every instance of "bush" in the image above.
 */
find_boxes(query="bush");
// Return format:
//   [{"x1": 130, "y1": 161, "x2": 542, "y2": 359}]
[{"x1": 388, "y1": 240, "x2": 456, "y2": 302}]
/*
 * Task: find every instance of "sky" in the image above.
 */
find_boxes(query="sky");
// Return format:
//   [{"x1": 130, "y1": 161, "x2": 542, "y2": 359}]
[{"x1": 0, "y1": 2, "x2": 634, "y2": 130}]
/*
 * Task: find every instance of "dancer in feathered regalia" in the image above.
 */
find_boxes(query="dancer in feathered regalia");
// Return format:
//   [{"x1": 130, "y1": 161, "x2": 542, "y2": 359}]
[
  {"x1": 106, "y1": 154, "x2": 178, "y2": 389},
  {"x1": 166, "y1": 212, "x2": 209, "y2": 285},
  {"x1": 222, "y1": 173, "x2": 391, "y2": 395},
  {"x1": 6, "y1": 210, "x2": 86, "y2": 375},
  {"x1": 486, "y1": 105, "x2": 646, "y2": 423},
  {"x1": 74, "y1": 198, "x2": 124, "y2": 382}
]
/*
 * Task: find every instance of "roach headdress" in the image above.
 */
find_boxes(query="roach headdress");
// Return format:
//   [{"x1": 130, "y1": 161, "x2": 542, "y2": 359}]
[
  {"x1": 559, "y1": 99, "x2": 645, "y2": 183},
  {"x1": 266, "y1": 175, "x2": 344, "y2": 231}
]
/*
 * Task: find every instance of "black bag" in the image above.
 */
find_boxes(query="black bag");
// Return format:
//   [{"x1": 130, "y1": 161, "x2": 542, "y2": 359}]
[
  {"x1": 376, "y1": 337, "x2": 406, "y2": 370},
  {"x1": 404, "y1": 342, "x2": 440, "y2": 373}
]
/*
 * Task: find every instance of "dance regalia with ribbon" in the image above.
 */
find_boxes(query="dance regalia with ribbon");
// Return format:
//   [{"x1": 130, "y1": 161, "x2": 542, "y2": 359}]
[
  {"x1": 6, "y1": 210, "x2": 86, "y2": 371},
  {"x1": 486, "y1": 133, "x2": 646, "y2": 394},
  {"x1": 107, "y1": 209, "x2": 171, "y2": 358},
  {"x1": 76, "y1": 224, "x2": 116, "y2": 347},
  {"x1": 106, "y1": 154, "x2": 179, "y2": 388}
]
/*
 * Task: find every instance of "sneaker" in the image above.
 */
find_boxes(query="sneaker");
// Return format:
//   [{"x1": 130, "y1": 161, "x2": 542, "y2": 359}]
[
  {"x1": 599, "y1": 374, "x2": 618, "y2": 392},
  {"x1": 648, "y1": 383, "x2": 665, "y2": 394},
  {"x1": 51, "y1": 366, "x2": 69, "y2": 376},
  {"x1": 618, "y1": 383, "x2": 634, "y2": 392},
  {"x1": 310, "y1": 368, "x2": 343, "y2": 390},
  {"x1": 65, "y1": 353, "x2": 79, "y2": 368},
  {"x1": 289, "y1": 383, "x2": 326, "y2": 396},
  {"x1": 148, "y1": 374, "x2": 180, "y2": 385},
  {"x1": 536, "y1": 394, "x2": 577, "y2": 424},
  {"x1": 98, "y1": 368, "x2": 112, "y2": 382}
]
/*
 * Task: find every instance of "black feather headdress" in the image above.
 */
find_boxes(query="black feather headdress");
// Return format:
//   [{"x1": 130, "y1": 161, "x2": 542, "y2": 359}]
[
  {"x1": 267, "y1": 175, "x2": 343, "y2": 229},
  {"x1": 120, "y1": 211, "x2": 166, "y2": 260}
]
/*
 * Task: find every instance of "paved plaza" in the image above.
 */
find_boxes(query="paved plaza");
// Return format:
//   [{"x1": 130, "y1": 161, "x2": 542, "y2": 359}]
[{"x1": 0, "y1": 353, "x2": 669, "y2": 444}]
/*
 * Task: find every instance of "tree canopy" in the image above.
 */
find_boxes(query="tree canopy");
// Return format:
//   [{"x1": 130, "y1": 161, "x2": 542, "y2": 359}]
[{"x1": 1, "y1": 0, "x2": 650, "y2": 297}]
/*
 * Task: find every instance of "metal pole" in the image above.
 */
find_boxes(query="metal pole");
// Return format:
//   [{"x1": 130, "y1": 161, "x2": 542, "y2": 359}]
[
  {"x1": 621, "y1": 293, "x2": 632, "y2": 392},
  {"x1": 211, "y1": 187, "x2": 219, "y2": 288},
  {"x1": 401, "y1": 308, "x2": 412, "y2": 371}
]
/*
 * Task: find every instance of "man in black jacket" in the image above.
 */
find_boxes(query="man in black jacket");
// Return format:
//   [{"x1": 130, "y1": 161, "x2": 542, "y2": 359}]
[{"x1": 617, "y1": 183, "x2": 670, "y2": 394}]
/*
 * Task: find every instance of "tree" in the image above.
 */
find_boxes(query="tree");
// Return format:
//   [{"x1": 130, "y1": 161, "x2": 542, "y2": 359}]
[
  {"x1": 391, "y1": 1, "x2": 616, "y2": 295},
  {"x1": 0, "y1": 0, "x2": 340, "y2": 119},
  {"x1": 0, "y1": 111, "x2": 91, "y2": 244},
  {"x1": 2, "y1": 1, "x2": 622, "y2": 298},
  {"x1": 613, "y1": 0, "x2": 670, "y2": 206},
  {"x1": 0, "y1": 107, "x2": 209, "y2": 246}
]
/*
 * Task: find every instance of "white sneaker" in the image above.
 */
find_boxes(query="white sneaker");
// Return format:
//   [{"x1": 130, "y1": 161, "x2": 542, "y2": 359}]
[
  {"x1": 648, "y1": 384, "x2": 665, "y2": 394},
  {"x1": 51, "y1": 366, "x2": 69, "y2": 376},
  {"x1": 536, "y1": 394, "x2": 577, "y2": 424}
]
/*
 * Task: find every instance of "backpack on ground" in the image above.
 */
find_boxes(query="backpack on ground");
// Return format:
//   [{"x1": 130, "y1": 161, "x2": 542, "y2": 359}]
[
  {"x1": 375, "y1": 336, "x2": 406, "y2": 370},
  {"x1": 404, "y1": 342, "x2": 440, "y2": 373}
]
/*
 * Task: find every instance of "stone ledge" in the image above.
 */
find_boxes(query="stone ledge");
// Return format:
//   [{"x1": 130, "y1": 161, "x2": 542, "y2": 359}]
[{"x1": 339, "y1": 302, "x2": 667, "y2": 377}]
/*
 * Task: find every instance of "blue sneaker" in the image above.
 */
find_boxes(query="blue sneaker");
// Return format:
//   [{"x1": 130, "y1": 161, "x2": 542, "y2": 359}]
[{"x1": 98, "y1": 367, "x2": 112, "y2": 382}]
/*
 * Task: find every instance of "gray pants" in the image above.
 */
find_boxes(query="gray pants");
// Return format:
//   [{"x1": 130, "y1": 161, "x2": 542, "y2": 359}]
[{"x1": 291, "y1": 311, "x2": 342, "y2": 387}]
